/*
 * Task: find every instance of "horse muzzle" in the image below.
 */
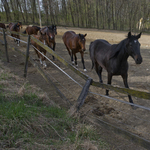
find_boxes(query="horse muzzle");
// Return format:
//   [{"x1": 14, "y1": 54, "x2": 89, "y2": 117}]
[{"x1": 134, "y1": 55, "x2": 142, "y2": 64}]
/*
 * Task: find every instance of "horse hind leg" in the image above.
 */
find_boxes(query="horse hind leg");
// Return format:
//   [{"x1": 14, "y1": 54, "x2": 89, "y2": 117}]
[
  {"x1": 81, "y1": 52, "x2": 86, "y2": 71},
  {"x1": 71, "y1": 51, "x2": 74, "y2": 65},
  {"x1": 106, "y1": 73, "x2": 112, "y2": 96},
  {"x1": 64, "y1": 44, "x2": 73, "y2": 64},
  {"x1": 95, "y1": 62, "x2": 103, "y2": 83}
]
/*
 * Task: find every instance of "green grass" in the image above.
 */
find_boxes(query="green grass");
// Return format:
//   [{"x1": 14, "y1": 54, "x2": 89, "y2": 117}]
[{"x1": 0, "y1": 69, "x2": 109, "y2": 149}]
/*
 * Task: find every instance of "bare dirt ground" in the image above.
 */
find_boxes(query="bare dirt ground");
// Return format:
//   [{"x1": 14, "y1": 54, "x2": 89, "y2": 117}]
[{"x1": 1, "y1": 26, "x2": 150, "y2": 149}]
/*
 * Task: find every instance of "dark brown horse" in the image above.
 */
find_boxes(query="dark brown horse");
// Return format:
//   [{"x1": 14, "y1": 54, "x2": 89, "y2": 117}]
[
  {"x1": 89, "y1": 32, "x2": 142, "y2": 107},
  {"x1": 62, "y1": 31, "x2": 87, "y2": 71},
  {"x1": 0, "y1": 23, "x2": 6, "y2": 29},
  {"x1": 31, "y1": 27, "x2": 55, "y2": 68},
  {"x1": 23, "y1": 26, "x2": 41, "y2": 35},
  {"x1": 40, "y1": 26, "x2": 56, "y2": 60},
  {"x1": 7, "y1": 22, "x2": 22, "y2": 46}
]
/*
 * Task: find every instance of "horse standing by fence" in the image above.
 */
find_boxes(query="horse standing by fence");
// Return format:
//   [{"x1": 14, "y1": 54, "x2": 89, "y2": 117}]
[
  {"x1": 89, "y1": 32, "x2": 142, "y2": 107},
  {"x1": 7, "y1": 22, "x2": 22, "y2": 46},
  {"x1": 31, "y1": 27, "x2": 55, "y2": 68},
  {"x1": 40, "y1": 25, "x2": 57, "y2": 60},
  {"x1": 0, "y1": 23, "x2": 6, "y2": 29},
  {"x1": 62, "y1": 31, "x2": 87, "y2": 71},
  {"x1": 23, "y1": 26, "x2": 41, "y2": 35}
]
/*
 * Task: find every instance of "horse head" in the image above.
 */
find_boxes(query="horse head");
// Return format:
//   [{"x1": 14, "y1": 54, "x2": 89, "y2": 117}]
[
  {"x1": 45, "y1": 27, "x2": 55, "y2": 43},
  {"x1": 78, "y1": 33, "x2": 87, "y2": 52},
  {"x1": 126, "y1": 32, "x2": 142, "y2": 64},
  {"x1": 48, "y1": 24, "x2": 57, "y2": 35},
  {"x1": 17, "y1": 22, "x2": 22, "y2": 29}
]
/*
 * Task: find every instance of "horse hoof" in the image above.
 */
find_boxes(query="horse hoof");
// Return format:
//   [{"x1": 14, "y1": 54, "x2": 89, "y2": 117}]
[
  {"x1": 131, "y1": 104, "x2": 137, "y2": 110},
  {"x1": 84, "y1": 69, "x2": 87, "y2": 72},
  {"x1": 76, "y1": 64, "x2": 78, "y2": 67},
  {"x1": 43, "y1": 66, "x2": 47, "y2": 69},
  {"x1": 72, "y1": 61, "x2": 74, "y2": 65}
]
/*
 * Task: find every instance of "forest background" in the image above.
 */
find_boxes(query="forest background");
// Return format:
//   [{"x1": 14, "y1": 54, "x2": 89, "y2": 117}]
[{"x1": 1, "y1": 0, "x2": 150, "y2": 32}]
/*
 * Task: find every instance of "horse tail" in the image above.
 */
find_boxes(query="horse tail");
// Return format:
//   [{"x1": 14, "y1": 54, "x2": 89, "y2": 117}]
[
  {"x1": 89, "y1": 41, "x2": 95, "y2": 70},
  {"x1": 22, "y1": 30, "x2": 26, "y2": 34}
]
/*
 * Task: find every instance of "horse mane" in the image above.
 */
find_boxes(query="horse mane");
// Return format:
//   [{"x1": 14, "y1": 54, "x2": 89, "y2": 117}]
[
  {"x1": 32, "y1": 26, "x2": 41, "y2": 30},
  {"x1": 13, "y1": 23, "x2": 19, "y2": 30},
  {"x1": 109, "y1": 38, "x2": 127, "y2": 60}
]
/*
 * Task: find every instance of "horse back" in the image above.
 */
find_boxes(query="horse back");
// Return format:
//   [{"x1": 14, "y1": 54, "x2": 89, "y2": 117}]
[
  {"x1": 0, "y1": 23, "x2": 6, "y2": 29},
  {"x1": 90, "y1": 39, "x2": 112, "y2": 70},
  {"x1": 62, "y1": 31, "x2": 79, "y2": 50}
]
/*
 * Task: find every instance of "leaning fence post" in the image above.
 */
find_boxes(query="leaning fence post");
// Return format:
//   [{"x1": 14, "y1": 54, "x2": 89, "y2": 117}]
[
  {"x1": 76, "y1": 77, "x2": 92, "y2": 111},
  {"x1": 3, "y1": 29, "x2": 9, "y2": 62},
  {"x1": 24, "y1": 35, "x2": 30, "y2": 78}
]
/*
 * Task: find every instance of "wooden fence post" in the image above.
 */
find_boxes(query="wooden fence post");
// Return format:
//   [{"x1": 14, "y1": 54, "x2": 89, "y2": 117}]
[
  {"x1": 24, "y1": 35, "x2": 30, "y2": 77},
  {"x1": 76, "y1": 77, "x2": 92, "y2": 111},
  {"x1": 3, "y1": 29, "x2": 9, "y2": 62}
]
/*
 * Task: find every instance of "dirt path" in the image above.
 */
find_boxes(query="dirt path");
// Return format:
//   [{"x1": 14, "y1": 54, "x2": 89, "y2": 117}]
[{"x1": 1, "y1": 26, "x2": 150, "y2": 149}]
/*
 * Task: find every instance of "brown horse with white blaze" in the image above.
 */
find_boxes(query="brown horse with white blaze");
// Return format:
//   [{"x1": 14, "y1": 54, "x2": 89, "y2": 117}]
[
  {"x1": 40, "y1": 26, "x2": 56, "y2": 60},
  {"x1": 62, "y1": 31, "x2": 87, "y2": 71},
  {"x1": 31, "y1": 27, "x2": 55, "y2": 68}
]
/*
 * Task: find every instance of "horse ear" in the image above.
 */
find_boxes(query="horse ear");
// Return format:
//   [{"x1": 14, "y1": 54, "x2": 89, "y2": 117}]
[
  {"x1": 128, "y1": 32, "x2": 132, "y2": 38},
  {"x1": 136, "y1": 32, "x2": 142, "y2": 39},
  {"x1": 84, "y1": 34, "x2": 87, "y2": 37}
]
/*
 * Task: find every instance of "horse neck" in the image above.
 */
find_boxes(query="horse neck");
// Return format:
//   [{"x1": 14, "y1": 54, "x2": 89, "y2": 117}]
[{"x1": 116, "y1": 39, "x2": 129, "y2": 62}]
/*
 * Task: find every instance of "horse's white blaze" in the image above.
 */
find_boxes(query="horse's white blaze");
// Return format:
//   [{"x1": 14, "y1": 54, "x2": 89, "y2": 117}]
[{"x1": 134, "y1": 40, "x2": 137, "y2": 43}]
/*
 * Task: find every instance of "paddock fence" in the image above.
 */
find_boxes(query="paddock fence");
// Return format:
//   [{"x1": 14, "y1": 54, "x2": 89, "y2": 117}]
[{"x1": 0, "y1": 28, "x2": 150, "y2": 149}]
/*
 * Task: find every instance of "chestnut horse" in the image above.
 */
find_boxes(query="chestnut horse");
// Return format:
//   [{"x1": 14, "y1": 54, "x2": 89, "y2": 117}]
[
  {"x1": 40, "y1": 25, "x2": 56, "y2": 60},
  {"x1": 62, "y1": 31, "x2": 87, "y2": 71},
  {"x1": 23, "y1": 26, "x2": 41, "y2": 35},
  {"x1": 0, "y1": 23, "x2": 6, "y2": 29},
  {"x1": 7, "y1": 22, "x2": 22, "y2": 46},
  {"x1": 89, "y1": 32, "x2": 142, "y2": 107},
  {"x1": 31, "y1": 27, "x2": 55, "y2": 68}
]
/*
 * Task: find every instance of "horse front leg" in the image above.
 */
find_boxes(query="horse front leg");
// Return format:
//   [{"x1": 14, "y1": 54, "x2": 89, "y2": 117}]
[
  {"x1": 121, "y1": 74, "x2": 134, "y2": 104},
  {"x1": 52, "y1": 42, "x2": 56, "y2": 60},
  {"x1": 80, "y1": 52, "x2": 86, "y2": 71},
  {"x1": 17, "y1": 35, "x2": 20, "y2": 46},
  {"x1": 42, "y1": 50, "x2": 47, "y2": 69},
  {"x1": 106, "y1": 73, "x2": 112, "y2": 96},
  {"x1": 74, "y1": 53, "x2": 78, "y2": 67},
  {"x1": 71, "y1": 51, "x2": 74, "y2": 65}
]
